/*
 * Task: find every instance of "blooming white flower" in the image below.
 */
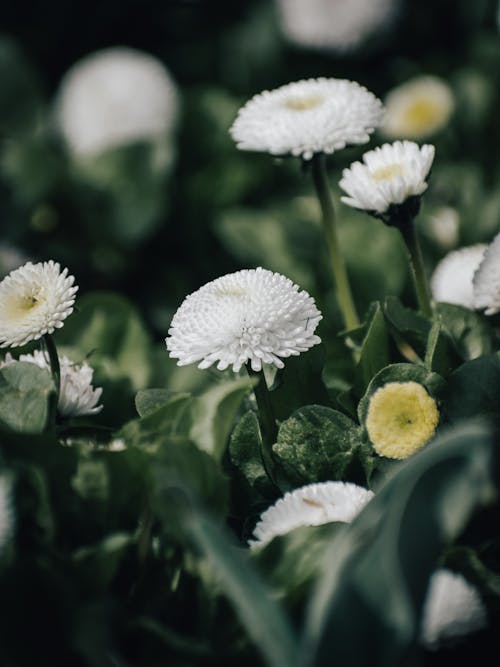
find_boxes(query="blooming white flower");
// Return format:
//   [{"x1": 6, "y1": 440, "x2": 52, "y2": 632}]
[
  {"x1": 473, "y1": 232, "x2": 500, "y2": 315},
  {"x1": 250, "y1": 481, "x2": 374, "y2": 548},
  {"x1": 0, "y1": 475, "x2": 14, "y2": 555},
  {"x1": 431, "y1": 245, "x2": 487, "y2": 309},
  {"x1": 339, "y1": 140, "x2": 435, "y2": 215},
  {"x1": 276, "y1": 0, "x2": 397, "y2": 52},
  {"x1": 383, "y1": 75, "x2": 454, "y2": 140},
  {"x1": 55, "y1": 47, "x2": 179, "y2": 158},
  {"x1": 1, "y1": 350, "x2": 103, "y2": 417},
  {"x1": 420, "y1": 569, "x2": 487, "y2": 649},
  {"x1": 166, "y1": 267, "x2": 322, "y2": 373},
  {"x1": 0, "y1": 261, "x2": 78, "y2": 348},
  {"x1": 230, "y1": 78, "x2": 384, "y2": 160}
]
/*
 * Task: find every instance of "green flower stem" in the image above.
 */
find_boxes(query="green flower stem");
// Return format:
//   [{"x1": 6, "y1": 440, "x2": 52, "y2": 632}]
[
  {"x1": 246, "y1": 366, "x2": 277, "y2": 483},
  {"x1": 400, "y1": 219, "x2": 432, "y2": 318},
  {"x1": 311, "y1": 153, "x2": 360, "y2": 331},
  {"x1": 43, "y1": 334, "x2": 60, "y2": 425}
]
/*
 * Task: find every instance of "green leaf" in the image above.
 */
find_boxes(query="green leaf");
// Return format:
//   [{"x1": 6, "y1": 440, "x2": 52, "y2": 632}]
[
  {"x1": 73, "y1": 532, "x2": 132, "y2": 593},
  {"x1": 301, "y1": 421, "x2": 495, "y2": 667},
  {"x1": 0, "y1": 362, "x2": 54, "y2": 434},
  {"x1": 353, "y1": 302, "x2": 390, "y2": 397},
  {"x1": 424, "y1": 319, "x2": 460, "y2": 377},
  {"x1": 189, "y1": 376, "x2": 256, "y2": 460},
  {"x1": 384, "y1": 296, "x2": 430, "y2": 359},
  {"x1": 135, "y1": 388, "x2": 173, "y2": 418},
  {"x1": 436, "y1": 303, "x2": 493, "y2": 360},
  {"x1": 273, "y1": 405, "x2": 372, "y2": 486},
  {"x1": 444, "y1": 545, "x2": 500, "y2": 597}
]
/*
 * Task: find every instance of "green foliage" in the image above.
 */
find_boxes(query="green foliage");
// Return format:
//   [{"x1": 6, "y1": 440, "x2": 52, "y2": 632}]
[{"x1": 0, "y1": 362, "x2": 54, "y2": 434}]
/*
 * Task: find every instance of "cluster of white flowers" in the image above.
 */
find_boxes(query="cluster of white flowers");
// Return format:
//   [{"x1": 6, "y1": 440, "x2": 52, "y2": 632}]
[
  {"x1": 55, "y1": 47, "x2": 179, "y2": 158},
  {"x1": 249, "y1": 481, "x2": 374, "y2": 548}
]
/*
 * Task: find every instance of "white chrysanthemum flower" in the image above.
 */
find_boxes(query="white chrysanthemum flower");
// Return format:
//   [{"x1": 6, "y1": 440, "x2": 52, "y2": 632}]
[
  {"x1": 420, "y1": 569, "x2": 487, "y2": 650},
  {"x1": 0, "y1": 475, "x2": 14, "y2": 555},
  {"x1": 1, "y1": 350, "x2": 103, "y2": 417},
  {"x1": 166, "y1": 267, "x2": 322, "y2": 373},
  {"x1": 55, "y1": 47, "x2": 179, "y2": 158},
  {"x1": 0, "y1": 261, "x2": 78, "y2": 349},
  {"x1": 383, "y1": 75, "x2": 454, "y2": 140},
  {"x1": 250, "y1": 481, "x2": 374, "y2": 548},
  {"x1": 276, "y1": 0, "x2": 397, "y2": 52},
  {"x1": 230, "y1": 78, "x2": 384, "y2": 160},
  {"x1": 473, "y1": 232, "x2": 500, "y2": 315},
  {"x1": 339, "y1": 140, "x2": 435, "y2": 215},
  {"x1": 431, "y1": 245, "x2": 487, "y2": 309}
]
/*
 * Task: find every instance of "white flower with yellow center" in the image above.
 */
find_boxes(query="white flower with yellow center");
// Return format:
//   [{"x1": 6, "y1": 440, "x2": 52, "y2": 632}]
[
  {"x1": 166, "y1": 267, "x2": 322, "y2": 373},
  {"x1": 473, "y1": 232, "x2": 500, "y2": 315},
  {"x1": 420, "y1": 569, "x2": 487, "y2": 650},
  {"x1": 0, "y1": 261, "x2": 78, "y2": 348},
  {"x1": 339, "y1": 140, "x2": 435, "y2": 215},
  {"x1": 55, "y1": 47, "x2": 179, "y2": 158},
  {"x1": 431, "y1": 245, "x2": 487, "y2": 309},
  {"x1": 230, "y1": 78, "x2": 384, "y2": 160},
  {"x1": 276, "y1": 0, "x2": 397, "y2": 52},
  {"x1": 383, "y1": 75, "x2": 454, "y2": 140},
  {"x1": 250, "y1": 481, "x2": 374, "y2": 548},
  {"x1": 365, "y1": 381, "x2": 439, "y2": 459}
]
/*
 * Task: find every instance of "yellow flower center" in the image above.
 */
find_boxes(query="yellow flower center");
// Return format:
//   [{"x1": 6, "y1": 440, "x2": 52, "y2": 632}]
[
  {"x1": 403, "y1": 99, "x2": 443, "y2": 134},
  {"x1": 284, "y1": 95, "x2": 324, "y2": 111},
  {"x1": 371, "y1": 163, "x2": 404, "y2": 182},
  {"x1": 4, "y1": 292, "x2": 43, "y2": 321},
  {"x1": 366, "y1": 381, "x2": 439, "y2": 459}
]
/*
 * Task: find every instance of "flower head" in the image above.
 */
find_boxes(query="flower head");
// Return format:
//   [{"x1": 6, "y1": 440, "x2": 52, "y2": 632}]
[
  {"x1": 230, "y1": 78, "x2": 384, "y2": 160},
  {"x1": 276, "y1": 0, "x2": 397, "y2": 53},
  {"x1": 55, "y1": 47, "x2": 179, "y2": 158},
  {"x1": 431, "y1": 245, "x2": 487, "y2": 309},
  {"x1": 383, "y1": 75, "x2": 454, "y2": 140},
  {"x1": 250, "y1": 481, "x2": 374, "y2": 548},
  {"x1": 0, "y1": 261, "x2": 78, "y2": 348},
  {"x1": 166, "y1": 267, "x2": 322, "y2": 373},
  {"x1": 420, "y1": 569, "x2": 487, "y2": 650},
  {"x1": 366, "y1": 381, "x2": 439, "y2": 459},
  {"x1": 339, "y1": 140, "x2": 435, "y2": 217},
  {"x1": 473, "y1": 232, "x2": 500, "y2": 315}
]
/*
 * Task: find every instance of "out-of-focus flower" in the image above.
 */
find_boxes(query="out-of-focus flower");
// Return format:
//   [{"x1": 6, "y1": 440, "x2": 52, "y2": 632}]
[
  {"x1": 431, "y1": 245, "x2": 487, "y2": 309},
  {"x1": 55, "y1": 47, "x2": 179, "y2": 158},
  {"x1": 365, "y1": 381, "x2": 439, "y2": 459},
  {"x1": 473, "y1": 232, "x2": 500, "y2": 315},
  {"x1": 420, "y1": 569, "x2": 487, "y2": 650},
  {"x1": 230, "y1": 78, "x2": 383, "y2": 160},
  {"x1": 425, "y1": 207, "x2": 460, "y2": 249},
  {"x1": 1, "y1": 350, "x2": 103, "y2": 417},
  {"x1": 339, "y1": 140, "x2": 435, "y2": 216},
  {"x1": 382, "y1": 75, "x2": 454, "y2": 140},
  {"x1": 250, "y1": 481, "x2": 374, "y2": 548},
  {"x1": 0, "y1": 475, "x2": 14, "y2": 555},
  {"x1": 0, "y1": 261, "x2": 78, "y2": 348},
  {"x1": 275, "y1": 0, "x2": 398, "y2": 52},
  {"x1": 166, "y1": 267, "x2": 322, "y2": 373}
]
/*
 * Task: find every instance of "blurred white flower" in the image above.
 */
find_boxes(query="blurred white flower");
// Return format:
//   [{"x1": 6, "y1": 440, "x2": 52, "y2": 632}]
[
  {"x1": 383, "y1": 75, "x2": 454, "y2": 140},
  {"x1": 339, "y1": 140, "x2": 435, "y2": 215},
  {"x1": 0, "y1": 475, "x2": 14, "y2": 555},
  {"x1": 425, "y1": 207, "x2": 460, "y2": 249},
  {"x1": 0, "y1": 261, "x2": 78, "y2": 348},
  {"x1": 230, "y1": 78, "x2": 384, "y2": 160},
  {"x1": 250, "y1": 481, "x2": 374, "y2": 548},
  {"x1": 431, "y1": 245, "x2": 487, "y2": 309},
  {"x1": 420, "y1": 569, "x2": 487, "y2": 650},
  {"x1": 276, "y1": 0, "x2": 398, "y2": 52},
  {"x1": 166, "y1": 267, "x2": 322, "y2": 373},
  {"x1": 55, "y1": 47, "x2": 179, "y2": 158},
  {"x1": 473, "y1": 232, "x2": 500, "y2": 315}
]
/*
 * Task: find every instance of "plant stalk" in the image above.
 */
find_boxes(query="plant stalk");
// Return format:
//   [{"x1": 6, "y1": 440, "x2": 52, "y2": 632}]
[
  {"x1": 400, "y1": 219, "x2": 432, "y2": 318},
  {"x1": 43, "y1": 334, "x2": 60, "y2": 426},
  {"x1": 246, "y1": 366, "x2": 277, "y2": 483}
]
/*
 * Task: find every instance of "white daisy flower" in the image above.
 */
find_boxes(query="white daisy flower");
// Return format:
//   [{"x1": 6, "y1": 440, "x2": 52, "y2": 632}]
[
  {"x1": 339, "y1": 140, "x2": 435, "y2": 215},
  {"x1": 420, "y1": 569, "x2": 487, "y2": 650},
  {"x1": 0, "y1": 474, "x2": 14, "y2": 555},
  {"x1": 0, "y1": 261, "x2": 78, "y2": 349},
  {"x1": 431, "y1": 245, "x2": 487, "y2": 309},
  {"x1": 166, "y1": 267, "x2": 322, "y2": 373},
  {"x1": 230, "y1": 78, "x2": 384, "y2": 160},
  {"x1": 250, "y1": 481, "x2": 374, "y2": 548},
  {"x1": 55, "y1": 46, "x2": 179, "y2": 158},
  {"x1": 276, "y1": 0, "x2": 398, "y2": 52},
  {"x1": 1, "y1": 350, "x2": 103, "y2": 417},
  {"x1": 473, "y1": 232, "x2": 500, "y2": 315},
  {"x1": 383, "y1": 75, "x2": 455, "y2": 140}
]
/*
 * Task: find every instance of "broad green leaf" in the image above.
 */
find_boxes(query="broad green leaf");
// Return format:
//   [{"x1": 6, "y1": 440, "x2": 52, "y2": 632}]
[
  {"x1": 190, "y1": 376, "x2": 256, "y2": 460},
  {"x1": 436, "y1": 303, "x2": 493, "y2": 360},
  {"x1": 301, "y1": 421, "x2": 495, "y2": 667},
  {"x1": 0, "y1": 362, "x2": 54, "y2": 434},
  {"x1": 353, "y1": 302, "x2": 390, "y2": 397},
  {"x1": 424, "y1": 319, "x2": 460, "y2": 376},
  {"x1": 135, "y1": 388, "x2": 173, "y2": 418},
  {"x1": 384, "y1": 296, "x2": 430, "y2": 359}
]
